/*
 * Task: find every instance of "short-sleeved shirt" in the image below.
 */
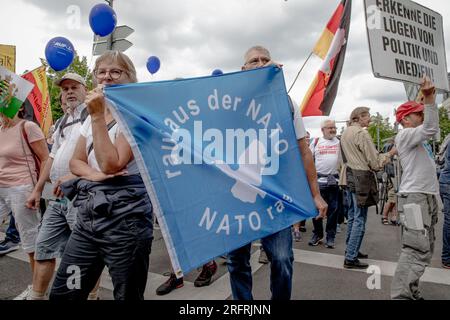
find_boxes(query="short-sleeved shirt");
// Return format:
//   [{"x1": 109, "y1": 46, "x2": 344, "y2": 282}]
[
  {"x1": 310, "y1": 137, "x2": 340, "y2": 184},
  {"x1": 289, "y1": 98, "x2": 307, "y2": 140},
  {"x1": 80, "y1": 115, "x2": 139, "y2": 175},
  {"x1": 0, "y1": 121, "x2": 45, "y2": 187},
  {"x1": 49, "y1": 104, "x2": 86, "y2": 183}
]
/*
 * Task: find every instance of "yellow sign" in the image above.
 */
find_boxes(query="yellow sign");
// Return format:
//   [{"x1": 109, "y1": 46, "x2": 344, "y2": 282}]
[{"x1": 0, "y1": 45, "x2": 16, "y2": 73}]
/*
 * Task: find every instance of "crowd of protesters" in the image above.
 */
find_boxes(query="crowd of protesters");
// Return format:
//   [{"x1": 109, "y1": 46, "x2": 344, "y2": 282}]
[{"x1": 0, "y1": 46, "x2": 449, "y2": 301}]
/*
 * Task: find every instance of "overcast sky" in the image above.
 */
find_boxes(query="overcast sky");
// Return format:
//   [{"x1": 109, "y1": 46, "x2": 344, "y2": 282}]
[{"x1": 1, "y1": 0, "x2": 449, "y2": 137}]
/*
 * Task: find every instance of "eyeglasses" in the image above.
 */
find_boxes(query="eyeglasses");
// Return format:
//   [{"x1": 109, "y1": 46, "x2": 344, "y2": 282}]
[
  {"x1": 94, "y1": 69, "x2": 125, "y2": 80},
  {"x1": 324, "y1": 127, "x2": 337, "y2": 130}
]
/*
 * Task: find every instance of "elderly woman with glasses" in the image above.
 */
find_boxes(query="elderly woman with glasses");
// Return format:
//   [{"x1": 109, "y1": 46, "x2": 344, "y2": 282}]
[{"x1": 49, "y1": 51, "x2": 153, "y2": 300}]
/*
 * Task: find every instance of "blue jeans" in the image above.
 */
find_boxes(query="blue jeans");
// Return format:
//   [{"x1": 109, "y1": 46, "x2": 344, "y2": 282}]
[
  {"x1": 312, "y1": 185, "x2": 339, "y2": 241},
  {"x1": 5, "y1": 213, "x2": 20, "y2": 243},
  {"x1": 440, "y1": 183, "x2": 450, "y2": 264},
  {"x1": 345, "y1": 192, "x2": 368, "y2": 261},
  {"x1": 227, "y1": 227, "x2": 294, "y2": 300}
]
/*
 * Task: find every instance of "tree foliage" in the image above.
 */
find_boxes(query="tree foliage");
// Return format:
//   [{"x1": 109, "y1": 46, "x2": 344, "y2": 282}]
[
  {"x1": 367, "y1": 105, "x2": 450, "y2": 151},
  {"x1": 438, "y1": 105, "x2": 450, "y2": 143},
  {"x1": 368, "y1": 113, "x2": 396, "y2": 151}
]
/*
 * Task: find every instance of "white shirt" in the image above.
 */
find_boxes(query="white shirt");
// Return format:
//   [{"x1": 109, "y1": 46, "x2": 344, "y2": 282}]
[
  {"x1": 290, "y1": 99, "x2": 306, "y2": 140},
  {"x1": 396, "y1": 103, "x2": 440, "y2": 195},
  {"x1": 80, "y1": 115, "x2": 139, "y2": 175},
  {"x1": 49, "y1": 104, "x2": 86, "y2": 183},
  {"x1": 310, "y1": 137, "x2": 340, "y2": 184}
]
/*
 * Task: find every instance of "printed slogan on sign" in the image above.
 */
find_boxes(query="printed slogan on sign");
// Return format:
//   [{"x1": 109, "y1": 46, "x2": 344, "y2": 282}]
[{"x1": 365, "y1": 0, "x2": 449, "y2": 91}]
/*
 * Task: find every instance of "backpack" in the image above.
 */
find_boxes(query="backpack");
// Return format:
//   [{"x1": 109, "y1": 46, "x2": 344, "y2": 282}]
[
  {"x1": 55, "y1": 108, "x2": 89, "y2": 138},
  {"x1": 312, "y1": 137, "x2": 320, "y2": 149}
]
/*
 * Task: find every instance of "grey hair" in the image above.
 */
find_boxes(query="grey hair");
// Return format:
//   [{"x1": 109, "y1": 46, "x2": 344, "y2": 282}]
[
  {"x1": 350, "y1": 107, "x2": 370, "y2": 123},
  {"x1": 244, "y1": 46, "x2": 271, "y2": 62},
  {"x1": 321, "y1": 119, "x2": 335, "y2": 129},
  {"x1": 93, "y1": 51, "x2": 138, "y2": 85}
]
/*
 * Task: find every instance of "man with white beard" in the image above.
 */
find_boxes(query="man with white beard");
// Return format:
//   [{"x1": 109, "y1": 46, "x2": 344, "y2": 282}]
[{"x1": 23, "y1": 73, "x2": 97, "y2": 300}]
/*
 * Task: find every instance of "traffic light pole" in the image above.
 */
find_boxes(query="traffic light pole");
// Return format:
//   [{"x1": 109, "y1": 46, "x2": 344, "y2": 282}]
[{"x1": 106, "y1": 0, "x2": 114, "y2": 50}]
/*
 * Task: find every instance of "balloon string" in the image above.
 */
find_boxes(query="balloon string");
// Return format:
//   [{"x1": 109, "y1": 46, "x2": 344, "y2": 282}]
[{"x1": 85, "y1": 39, "x2": 98, "y2": 83}]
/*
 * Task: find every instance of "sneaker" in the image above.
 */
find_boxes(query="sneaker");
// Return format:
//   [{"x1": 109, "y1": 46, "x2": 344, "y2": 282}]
[
  {"x1": 194, "y1": 261, "x2": 217, "y2": 287},
  {"x1": 155, "y1": 273, "x2": 184, "y2": 296},
  {"x1": 258, "y1": 249, "x2": 269, "y2": 264},
  {"x1": 293, "y1": 231, "x2": 302, "y2": 242},
  {"x1": 442, "y1": 262, "x2": 450, "y2": 269},
  {"x1": 343, "y1": 259, "x2": 369, "y2": 270},
  {"x1": 13, "y1": 285, "x2": 32, "y2": 300},
  {"x1": 325, "y1": 238, "x2": 335, "y2": 249},
  {"x1": 336, "y1": 224, "x2": 342, "y2": 234},
  {"x1": 308, "y1": 234, "x2": 323, "y2": 246},
  {"x1": 0, "y1": 240, "x2": 20, "y2": 256}
]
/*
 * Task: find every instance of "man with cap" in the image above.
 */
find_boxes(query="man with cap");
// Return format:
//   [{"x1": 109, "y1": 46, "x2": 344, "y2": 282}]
[
  {"x1": 391, "y1": 77, "x2": 441, "y2": 300},
  {"x1": 24, "y1": 73, "x2": 95, "y2": 300}
]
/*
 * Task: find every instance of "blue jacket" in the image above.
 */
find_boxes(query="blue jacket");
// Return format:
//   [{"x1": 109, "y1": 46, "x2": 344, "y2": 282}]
[{"x1": 440, "y1": 145, "x2": 450, "y2": 185}]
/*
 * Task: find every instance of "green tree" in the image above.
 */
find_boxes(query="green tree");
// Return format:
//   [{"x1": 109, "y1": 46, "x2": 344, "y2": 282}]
[
  {"x1": 438, "y1": 105, "x2": 450, "y2": 144},
  {"x1": 45, "y1": 55, "x2": 93, "y2": 121},
  {"x1": 368, "y1": 112, "x2": 396, "y2": 151}
]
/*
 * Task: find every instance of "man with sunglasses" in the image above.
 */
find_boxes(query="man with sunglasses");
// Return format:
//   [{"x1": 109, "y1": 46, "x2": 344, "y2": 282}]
[{"x1": 391, "y1": 77, "x2": 440, "y2": 300}]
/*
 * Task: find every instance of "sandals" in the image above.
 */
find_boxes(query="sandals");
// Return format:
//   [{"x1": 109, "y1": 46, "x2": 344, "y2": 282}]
[{"x1": 381, "y1": 218, "x2": 389, "y2": 225}]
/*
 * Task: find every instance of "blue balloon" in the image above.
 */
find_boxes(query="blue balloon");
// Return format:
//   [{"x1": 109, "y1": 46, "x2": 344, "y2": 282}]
[
  {"x1": 146, "y1": 56, "x2": 161, "y2": 74},
  {"x1": 212, "y1": 69, "x2": 223, "y2": 76},
  {"x1": 89, "y1": 4, "x2": 117, "y2": 37},
  {"x1": 45, "y1": 37, "x2": 75, "y2": 71}
]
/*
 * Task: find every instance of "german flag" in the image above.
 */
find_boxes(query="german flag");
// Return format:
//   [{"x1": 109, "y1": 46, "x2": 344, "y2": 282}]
[
  {"x1": 301, "y1": 0, "x2": 352, "y2": 117},
  {"x1": 21, "y1": 66, "x2": 53, "y2": 136}
]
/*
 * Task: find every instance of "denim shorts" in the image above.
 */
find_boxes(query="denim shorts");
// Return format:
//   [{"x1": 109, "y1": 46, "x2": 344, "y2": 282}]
[{"x1": 34, "y1": 198, "x2": 78, "y2": 261}]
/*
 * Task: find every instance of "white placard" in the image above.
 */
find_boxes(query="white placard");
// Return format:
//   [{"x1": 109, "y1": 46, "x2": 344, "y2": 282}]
[
  {"x1": 365, "y1": 0, "x2": 449, "y2": 91},
  {"x1": 402, "y1": 203, "x2": 424, "y2": 230}
]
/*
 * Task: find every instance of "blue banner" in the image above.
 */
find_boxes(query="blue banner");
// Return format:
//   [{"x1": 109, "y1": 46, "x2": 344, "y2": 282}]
[{"x1": 105, "y1": 66, "x2": 317, "y2": 276}]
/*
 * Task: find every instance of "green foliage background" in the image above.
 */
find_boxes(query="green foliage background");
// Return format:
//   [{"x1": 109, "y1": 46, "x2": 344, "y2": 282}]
[
  {"x1": 368, "y1": 106, "x2": 450, "y2": 151},
  {"x1": 45, "y1": 55, "x2": 93, "y2": 122}
]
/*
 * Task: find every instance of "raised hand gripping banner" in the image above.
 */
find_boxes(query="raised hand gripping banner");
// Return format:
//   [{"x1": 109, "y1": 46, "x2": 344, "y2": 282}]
[{"x1": 105, "y1": 66, "x2": 317, "y2": 276}]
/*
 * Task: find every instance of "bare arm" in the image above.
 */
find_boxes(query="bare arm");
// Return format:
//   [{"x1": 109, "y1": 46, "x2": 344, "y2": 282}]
[
  {"x1": 30, "y1": 138, "x2": 49, "y2": 176},
  {"x1": 70, "y1": 135, "x2": 99, "y2": 178},
  {"x1": 26, "y1": 157, "x2": 53, "y2": 209},
  {"x1": 298, "y1": 138, "x2": 327, "y2": 218},
  {"x1": 69, "y1": 134, "x2": 127, "y2": 185},
  {"x1": 86, "y1": 86, "x2": 133, "y2": 174},
  {"x1": 91, "y1": 117, "x2": 133, "y2": 174},
  {"x1": 24, "y1": 139, "x2": 49, "y2": 209}
]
